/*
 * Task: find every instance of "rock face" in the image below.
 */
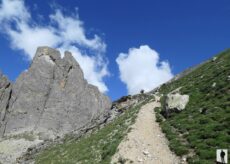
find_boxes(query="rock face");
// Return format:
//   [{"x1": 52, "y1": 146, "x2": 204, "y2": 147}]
[
  {"x1": 0, "y1": 47, "x2": 111, "y2": 139},
  {"x1": 0, "y1": 71, "x2": 12, "y2": 137},
  {"x1": 162, "y1": 88, "x2": 189, "y2": 117}
]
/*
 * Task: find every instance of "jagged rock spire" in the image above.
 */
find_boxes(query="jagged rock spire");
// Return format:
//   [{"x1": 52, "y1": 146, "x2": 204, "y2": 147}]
[{"x1": 0, "y1": 47, "x2": 111, "y2": 139}]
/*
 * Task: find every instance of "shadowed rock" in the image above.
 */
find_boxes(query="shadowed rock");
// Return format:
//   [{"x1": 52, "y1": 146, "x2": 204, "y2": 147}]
[
  {"x1": 0, "y1": 71, "x2": 12, "y2": 137},
  {"x1": 162, "y1": 88, "x2": 189, "y2": 118}
]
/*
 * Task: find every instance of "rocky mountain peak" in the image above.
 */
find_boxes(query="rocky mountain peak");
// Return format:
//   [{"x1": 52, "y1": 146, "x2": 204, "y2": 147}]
[{"x1": 0, "y1": 47, "x2": 111, "y2": 140}]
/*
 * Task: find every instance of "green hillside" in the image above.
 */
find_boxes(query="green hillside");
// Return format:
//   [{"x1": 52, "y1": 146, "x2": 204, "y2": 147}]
[
  {"x1": 35, "y1": 98, "x2": 152, "y2": 164},
  {"x1": 156, "y1": 49, "x2": 230, "y2": 163}
]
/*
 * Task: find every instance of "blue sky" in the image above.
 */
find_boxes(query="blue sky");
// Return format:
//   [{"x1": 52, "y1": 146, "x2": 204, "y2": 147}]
[{"x1": 0, "y1": 0, "x2": 230, "y2": 100}]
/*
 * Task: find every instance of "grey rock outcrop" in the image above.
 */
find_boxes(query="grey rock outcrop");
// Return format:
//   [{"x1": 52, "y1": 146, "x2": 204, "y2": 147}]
[
  {"x1": 162, "y1": 88, "x2": 189, "y2": 118},
  {"x1": 0, "y1": 71, "x2": 12, "y2": 137},
  {"x1": 1, "y1": 47, "x2": 111, "y2": 139}
]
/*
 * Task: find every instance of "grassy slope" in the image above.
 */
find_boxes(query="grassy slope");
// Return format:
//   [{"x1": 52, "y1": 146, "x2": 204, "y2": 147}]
[
  {"x1": 157, "y1": 49, "x2": 230, "y2": 163},
  {"x1": 35, "y1": 98, "x2": 152, "y2": 164}
]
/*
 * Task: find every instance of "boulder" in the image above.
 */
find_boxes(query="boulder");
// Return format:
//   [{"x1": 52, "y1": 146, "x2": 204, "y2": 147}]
[
  {"x1": 162, "y1": 88, "x2": 189, "y2": 118},
  {"x1": 212, "y1": 56, "x2": 217, "y2": 62}
]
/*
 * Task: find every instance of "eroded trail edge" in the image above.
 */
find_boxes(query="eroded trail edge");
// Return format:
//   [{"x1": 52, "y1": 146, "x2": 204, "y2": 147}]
[{"x1": 111, "y1": 98, "x2": 181, "y2": 164}]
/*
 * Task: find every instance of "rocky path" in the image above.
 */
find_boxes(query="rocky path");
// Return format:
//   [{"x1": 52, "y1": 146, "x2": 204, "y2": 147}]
[{"x1": 111, "y1": 98, "x2": 181, "y2": 164}]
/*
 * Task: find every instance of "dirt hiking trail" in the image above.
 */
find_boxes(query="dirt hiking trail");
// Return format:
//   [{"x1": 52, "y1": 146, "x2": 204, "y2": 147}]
[{"x1": 111, "y1": 98, "x2": 184, "y2": 164}]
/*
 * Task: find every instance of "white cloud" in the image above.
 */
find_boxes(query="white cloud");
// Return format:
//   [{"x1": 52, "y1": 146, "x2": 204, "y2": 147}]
[
  {"x1": 6, "y1": 24, "x2": 60, "y2": 59},
  {"x1": 50, "y1": 9, "x2": 106, "y2": 51},
  {"x1": 0, "y1": 0, "x2": 109, "y2": 93},
  {"x1": 116, "y1": 45, "x2": 173, "y2": 95},
  {"x1": 0, "y1": 0, "x2": 30, "y2": 22}
]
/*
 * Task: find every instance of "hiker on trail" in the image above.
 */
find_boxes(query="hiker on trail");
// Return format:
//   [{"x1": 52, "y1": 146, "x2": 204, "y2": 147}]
[{"x1": 220, "y1": 150, "x2": 225, "y2": 163}]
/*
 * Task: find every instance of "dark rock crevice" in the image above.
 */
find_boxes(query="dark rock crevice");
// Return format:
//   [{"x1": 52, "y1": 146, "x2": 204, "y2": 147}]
[{"x1": 5, "y1": 88, "x2": 12, "y2": 114}]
